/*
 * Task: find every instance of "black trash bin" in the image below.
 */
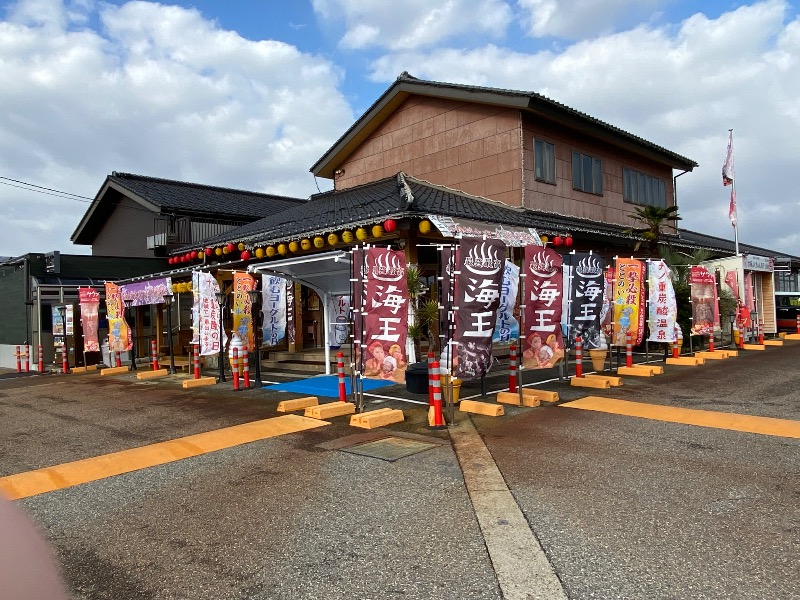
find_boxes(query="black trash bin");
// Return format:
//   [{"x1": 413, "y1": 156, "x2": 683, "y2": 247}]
[{"x1": 405, "y1": 361, "x2": 429, "y2": 394}]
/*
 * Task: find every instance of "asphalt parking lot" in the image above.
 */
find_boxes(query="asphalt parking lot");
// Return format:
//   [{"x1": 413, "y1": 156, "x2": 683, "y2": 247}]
[{"x1": 1, "y1": 341, "x2": 798, "y2": 599}]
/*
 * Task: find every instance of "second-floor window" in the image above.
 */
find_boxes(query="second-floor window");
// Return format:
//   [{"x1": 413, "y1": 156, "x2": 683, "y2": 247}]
[
  {"x1": 534, "y1": 140, "x2": 556, "y2": 184},
  {"x1": 623, "y1": 167, "x2": 667, "y2": 208},
  {"x1": 572, "y1": 151, "x2": 602, "y2": 195}
]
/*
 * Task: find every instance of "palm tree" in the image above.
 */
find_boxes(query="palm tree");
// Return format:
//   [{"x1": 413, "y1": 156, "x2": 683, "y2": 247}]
[{"x1": 626, "y1": 205, "x2": 681, "y2": 256}]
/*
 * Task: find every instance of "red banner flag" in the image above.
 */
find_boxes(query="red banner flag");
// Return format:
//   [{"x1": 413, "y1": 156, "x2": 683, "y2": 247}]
[
  {"x1": 522, "y1": 246, "x2": 564, "y2": 369},
  {"x1": 450, "y1": 238, "x2": 506, "y2": 379},
  {"x1": 362, "y1": 248, "x2": 408, "y2": 383}
]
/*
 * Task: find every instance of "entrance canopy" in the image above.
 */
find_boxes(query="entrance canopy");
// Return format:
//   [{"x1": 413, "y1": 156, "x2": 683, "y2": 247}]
[{"x1": 248, "y1": 251, "x2": 353, "y2": 374}]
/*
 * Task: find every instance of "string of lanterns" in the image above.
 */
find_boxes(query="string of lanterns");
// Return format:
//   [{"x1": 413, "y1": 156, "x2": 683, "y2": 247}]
[
  {"x1": 539, "y1": 234, "x2": 573, "y2": 247},
  {"x1": 166, "y1": 218, "x2": 400, "y2": 265},
  {"x1": 165, "y1": 216, "x2": 575, "y2": 267}
]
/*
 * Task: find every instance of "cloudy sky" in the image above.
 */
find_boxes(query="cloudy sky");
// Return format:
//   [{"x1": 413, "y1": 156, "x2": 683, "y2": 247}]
[{"x1": 1, "y1": 0, "x2": 798, "y2": 258}]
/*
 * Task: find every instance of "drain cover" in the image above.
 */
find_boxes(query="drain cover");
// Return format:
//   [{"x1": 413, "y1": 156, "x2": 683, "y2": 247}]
[{"x1": 341, "y1": 436, "x2": 436, "y2": 462}]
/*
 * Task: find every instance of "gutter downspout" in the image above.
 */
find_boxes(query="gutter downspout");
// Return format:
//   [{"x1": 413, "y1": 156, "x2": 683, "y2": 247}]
[{"x1": 673, "y1": 169, "x2": 690, "y2": 235}]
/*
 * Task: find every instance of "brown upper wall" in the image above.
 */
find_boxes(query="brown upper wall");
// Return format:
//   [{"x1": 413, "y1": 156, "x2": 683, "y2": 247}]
[
  {"x1": 521, "y1": 117, "x2": 677, "y2": 230},
  {"x1": 334, "y1": 92, "x2": 678, "y2": 231},
  {"x1": 334, "y1": 96, "x2": 523, "y2": 206}
]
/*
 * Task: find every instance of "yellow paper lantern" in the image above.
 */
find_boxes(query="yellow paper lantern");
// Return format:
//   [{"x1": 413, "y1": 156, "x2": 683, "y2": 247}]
[
  {"x1": 540, "y1": 235, "x2": 549, "y2": 245},
  {"x1": 222, "y1": 246, "x2": 230, "y2": 255},
  {"x1": 313, "y1": 236, "x2": 325, "y2": 248},
  {"x1": 186, "y1": 281, "x2": 193, "y2": 291},
  {"x1": 419, "y1": 219, "x2": 431, "y2": 234},
  {"x1": 356, "y1": 227, "x2": 368, "y2": 241},
  {"x1": 289, "y1": 241, "x2": 300, "y2": 252},
  {"x1": 278, "y1": 243, "x2": 288, "y2": 255},
  {"x1": 238, "y1": 242, "x2": 245, "y2": 251},
  {"x1": 215, "y1": 247, "x2": 223, "y2": 256},
  {"x1": 255, "y1": 247, "x2": 265, "y2": 259},
  {"x1": 196, "y1": 251, "x2": 203, "y2": 260},
  {"x1": 342, "y1": 230, "x2": 354, "y2": 243},
  {"x1": 372, "y1": 224, "x2": 383, "y2": 238},
  {"x1": 172, "y1": 283, "x2": 179, "y2": 293},
  {"x1": 327, "y1": 233, "x2": 339, "y2": 245},
  {"x1": 266, "y1": 246, "x2": 276, "y2": 257},
  {"x1": 301, "y1": 238, "x2": 311, "y2": 250}
]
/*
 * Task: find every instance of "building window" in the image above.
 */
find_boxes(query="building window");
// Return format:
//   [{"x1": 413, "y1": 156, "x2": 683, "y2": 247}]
[
  {"x1": 623, "y1": 167, "x2": 666, "y2": 208},
  {"x1": 572, "y1": 151, "x2": 602, "y2": 195},
  {"x1": 534, "y1": 140, "x2": 556, "y2": 184}
]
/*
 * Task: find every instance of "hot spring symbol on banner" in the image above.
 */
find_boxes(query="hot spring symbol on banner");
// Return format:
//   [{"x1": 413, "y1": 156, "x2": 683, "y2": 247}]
[{"x1": 362, "y1": 248, "x2": 409, "y2": 384}]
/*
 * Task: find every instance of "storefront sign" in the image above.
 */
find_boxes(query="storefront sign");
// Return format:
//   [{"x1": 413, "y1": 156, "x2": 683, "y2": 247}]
[
  {"x1": 427, "y1": 215, "x2": 541, "y2": 247},
  {"x1": 78, "y1": 287, "x2": 100, "y2": 352},
  {"x1": 120, "y1": 278, "x2": 172, "y2": 307},
  {"x1": 743, "y1": 254, "x2": 773, "y2": 272}
]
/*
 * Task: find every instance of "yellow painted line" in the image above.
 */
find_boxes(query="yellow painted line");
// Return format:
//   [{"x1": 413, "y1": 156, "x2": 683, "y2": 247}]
[
  {"x1": 0, "y1": 415, "x2": 329, "y2": 500},
  {"x1": 561, "y1": 396, "x2": 800, "y2": 439}
]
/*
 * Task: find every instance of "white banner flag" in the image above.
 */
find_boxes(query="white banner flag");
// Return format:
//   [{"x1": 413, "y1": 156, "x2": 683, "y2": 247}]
[
  {"x1": 647, "y1": 260, "x2": 678, "y2": 343},
  {"x1": 262, "y1": 275, "x2": 287, "y2": 346}
]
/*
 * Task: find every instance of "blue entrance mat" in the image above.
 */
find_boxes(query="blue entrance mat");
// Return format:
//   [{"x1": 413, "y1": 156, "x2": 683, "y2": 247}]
[{"x1": 264, "y1": 375, "x2": 396, "y2": 398}]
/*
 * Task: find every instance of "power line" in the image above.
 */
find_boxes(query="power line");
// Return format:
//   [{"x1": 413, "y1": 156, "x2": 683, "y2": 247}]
[{"x1": 0, "y1": 176, "x2": 94, "y2": 200}]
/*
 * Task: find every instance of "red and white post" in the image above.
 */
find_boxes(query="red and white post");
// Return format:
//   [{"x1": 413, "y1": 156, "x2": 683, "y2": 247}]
[
  {"x1": 430, "y1": 360, "x2": 445, "y2": 429},
  {"x1": 427, "y1": 351, "x2": 435, "y2": 406},
  {"x1": 15, "y1": 346, "x2": 21, "y2": 373},
  {"x1": 508, "y1": 343, "x2": 517, "y2": 393},
  {"x1": 758, "y1": 319, "x2": 764, "y2": 345},
  {"x1": 193, "y1": 343, "x2": 200, "y2": 379},
  {"x1": 62, "y1": 347, "x2": 69, "y2": 374},
  {"x1": 38, "y1": 345, "x2": 44, "y2": 373},
  {"x1": 151, "y1": 339, "x2": 159, "y2": 370},
  {"x1": 232, "y1": 348, "x2": 240, "y2": 391},
  {"x1": 115, "y1": 351, "x2": 122, "y2": 368},
  {"x1": 708, "y1": 335, "x2": 715, "y2": 353},
  {"x1": 672, "y1": 337, "x2": 679, "y2": 358},
  {"x1": 242, "y1": 350, "x2": 250, "y2": 389},
  {"x1": 625, "y1": 331, "x2": 633, "y2": 367},
  {"x1": 574, "y1": 335, "x2": 583, "y2": 378},
  {"x1": 337, "y1": 351, "x2": 346, "y2": 401},
  {"x1": 796, "y1": 314, "x2": 800, "y2": 335},
  {"x1": 24, "y1": 345, "x2": 30, "y2": 372}
]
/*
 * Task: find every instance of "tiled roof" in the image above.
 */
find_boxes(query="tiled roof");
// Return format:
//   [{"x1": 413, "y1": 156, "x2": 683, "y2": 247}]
[
  {"x1": 675, "y1": 229, "x2": 800, "y2": 261},
  {"x1": 107, "y1": 172, "x2": 306, "y2": 218},
  {"x1": 182, "y1": 172, "x2": 800, "y2": 264},
  {"x1": 311, "y1": 72, "x2": 698, "y2": 178},
  {"x1": 184, "y1": 173, "x2": 640, "y2": 249}
]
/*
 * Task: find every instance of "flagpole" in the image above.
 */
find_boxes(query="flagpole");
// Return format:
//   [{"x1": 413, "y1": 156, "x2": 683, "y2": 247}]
[{"x1": 732, "y1": 177, "x2": 739, "y2": 256}]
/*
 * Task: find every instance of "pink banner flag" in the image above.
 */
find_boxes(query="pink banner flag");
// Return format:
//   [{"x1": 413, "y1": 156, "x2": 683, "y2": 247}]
[
  {"x1": 724, "y1": 270, "x2": 739, "y2": 300},
  {"x1": 722, "y1": 130, "x2": 734, "y2": 186},
  {"x1": 689, "y1": 266, "x2": 717, "y2": 336},
  {"x1": 522, "y1": 246, "x2": 564, "y2": 369},
  {"x1": 362, "y1": 248, "x2": 408, "y2": 383},
  {"x1": 78, "y1": 287, "x2": 101, "y2": 352}
]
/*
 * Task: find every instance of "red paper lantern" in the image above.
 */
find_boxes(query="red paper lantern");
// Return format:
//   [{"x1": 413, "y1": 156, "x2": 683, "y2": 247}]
[
  {"x1": 553, "y1": 235, "x2": 563, "y2": 246},
  {"x1": 226, "y1": 242, "x2": 235, "y2": 253},
  {"x1": 168, "y1": 257, "x2": 174, "y2": 265},
  {"x1": 204, "y1": 247, "x2": 212, "y2": 256},
  {"x1": 240, "y1": 250, "x2": 251, "y2": 261},
  {"x1": 384, "y1": 219, "x2": 397, "y2": 233},
  {"x1": 564, "y1": 235, "x2": 573, "y2": 247}
]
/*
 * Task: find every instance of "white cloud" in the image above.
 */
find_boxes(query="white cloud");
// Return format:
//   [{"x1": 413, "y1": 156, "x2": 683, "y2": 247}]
[
  {"x1": 0, "y1": 0, "x2": 353, "y2": 256},
  {"x1": 368, "y1": 0, "x2": 800, "y2": 255},
  {"x1": 311, "y1": 0, "x2": 512, "y2": 50},
  {"x1": 517, "y1": 0, "x2": 668, "y2": 39}
]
